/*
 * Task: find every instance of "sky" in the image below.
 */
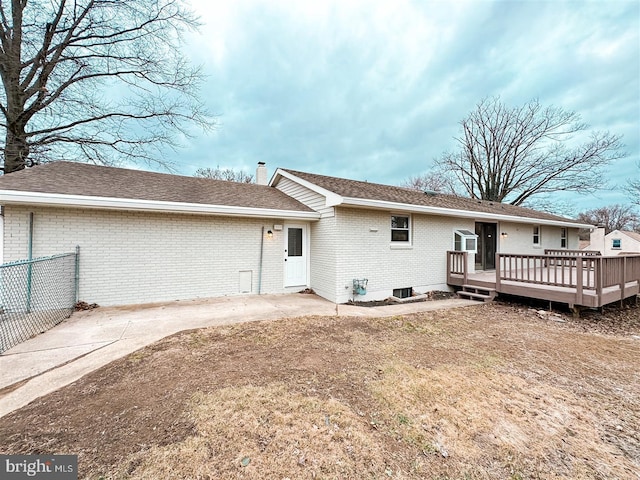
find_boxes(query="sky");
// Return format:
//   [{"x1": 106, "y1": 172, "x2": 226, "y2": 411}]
[{"x1": 174, "y1": 0, "x2": 639, "y2": 215}]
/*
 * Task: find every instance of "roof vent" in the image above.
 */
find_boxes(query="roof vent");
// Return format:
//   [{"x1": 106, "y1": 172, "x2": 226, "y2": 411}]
[{"x1": 423, "y1": 189, "x2": 438, "y2": 196}]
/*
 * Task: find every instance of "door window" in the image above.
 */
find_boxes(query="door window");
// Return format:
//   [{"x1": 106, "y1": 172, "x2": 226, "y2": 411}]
[{"x1": 288, "y1": 228, "x2": 303, "y2": 256}]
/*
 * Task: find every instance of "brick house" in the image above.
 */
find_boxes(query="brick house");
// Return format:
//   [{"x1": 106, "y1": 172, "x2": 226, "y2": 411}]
[{"x1": 0, "y1": 162, "x2": 591, "y2": 306}]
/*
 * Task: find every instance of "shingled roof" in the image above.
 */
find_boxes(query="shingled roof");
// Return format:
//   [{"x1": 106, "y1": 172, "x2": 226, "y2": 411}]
[
  {"x1": 280, "y1": 169, "x2": 585, "y2": 225},
  {"x1": 0, "y1": 162, "x2": 314, "y2": 213}
]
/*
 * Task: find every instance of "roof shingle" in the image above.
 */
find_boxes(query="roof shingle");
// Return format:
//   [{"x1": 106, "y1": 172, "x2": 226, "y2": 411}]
[
  {"x1": 0, "y1": 162, "x2": 314, "y2": 212},
  {"x1": 281, "y1": 169, "x2": 584, "y2": 224}
]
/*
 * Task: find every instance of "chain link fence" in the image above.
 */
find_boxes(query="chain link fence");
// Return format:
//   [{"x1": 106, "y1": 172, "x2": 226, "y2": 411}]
[{"x1": 0, "y1": 249, "x2": 79, "y2": 353}]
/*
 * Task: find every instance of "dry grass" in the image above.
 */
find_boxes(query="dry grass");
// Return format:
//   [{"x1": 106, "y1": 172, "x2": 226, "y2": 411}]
[{"x1": 1, "y1": 302, "x2": 639, "y2": 479}]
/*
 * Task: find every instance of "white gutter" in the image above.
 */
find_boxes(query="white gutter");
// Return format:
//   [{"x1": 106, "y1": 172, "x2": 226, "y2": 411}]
[
  {"x1": 0, "y1": 190, "x2": 321, "y2": 220},
  {"x1": 340, "y1": 197, "x2": 592, "y2": 229}
]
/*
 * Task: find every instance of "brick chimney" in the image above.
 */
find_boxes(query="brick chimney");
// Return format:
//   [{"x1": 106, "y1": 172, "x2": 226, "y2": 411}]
[{"x1": 256, "y1": 162, "x2": 268, "y2": 185}]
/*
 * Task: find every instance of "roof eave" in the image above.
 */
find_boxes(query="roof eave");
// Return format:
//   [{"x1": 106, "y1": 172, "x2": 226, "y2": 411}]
[
  {"x1": 0, "y1": 190, "x2": 321, "y2": 220},
  {"x1": 341, "y1": 197, "x2": 592, "y2": 229}
]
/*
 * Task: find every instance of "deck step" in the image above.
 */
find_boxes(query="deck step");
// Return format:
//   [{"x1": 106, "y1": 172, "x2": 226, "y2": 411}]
[{"x1": 458, "y1": 285, "x2": 496, "y2": 302}]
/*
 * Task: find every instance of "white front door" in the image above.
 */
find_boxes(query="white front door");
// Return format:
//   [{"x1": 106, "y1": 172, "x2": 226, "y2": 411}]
[{"x1": 284, "y1": 225, "x2": 307, "y2": 286}]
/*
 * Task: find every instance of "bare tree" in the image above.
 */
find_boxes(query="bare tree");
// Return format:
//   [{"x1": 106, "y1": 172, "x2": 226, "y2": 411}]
[
  {"x1": 436, "y1": 97, "x2": 625, "y2": 206},
  {"x1": 400, "y1": 171, "x2": 456, "y2": 194},
  {"x1": 623, "y1": 161, "x2": 640, "y2": 207},
  {"x1": 194, "y1": 166, "x2": 254, "y2": 183},
  {"x1": 576, "y1": 204, "x2": 639, "y2": 234},
  {"x1": 0, "y1": 0, "x2": 210, "y2": 174}
]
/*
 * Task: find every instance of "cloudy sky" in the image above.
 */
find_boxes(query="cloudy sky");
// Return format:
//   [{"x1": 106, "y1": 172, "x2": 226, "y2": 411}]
[{"x1": 176, "y1": 0, "x2": 639, "y2": 214}]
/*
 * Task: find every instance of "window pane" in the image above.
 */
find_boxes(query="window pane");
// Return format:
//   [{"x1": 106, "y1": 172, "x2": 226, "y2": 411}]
[
  {"x1": 454, "y1": 236, "x2": 462, "y2": 251},
  {"x1": 612, "y1": 239, "x2": 621, "y2": 249},
  {"x1": 465, "y1": 238, "x2": 476, "y2": 251},
  {"x1": 391, "y1": 216, "x2": 408, "y2": 229},
  {"x1": 391, "y1": 230, "x2": 409, "y2": 242},
  {"x1": 288, "y1": 228, "x2": 303, "y2": 256}
]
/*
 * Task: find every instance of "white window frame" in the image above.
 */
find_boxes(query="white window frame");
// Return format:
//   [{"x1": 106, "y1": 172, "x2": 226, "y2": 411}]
[
  {"x1": 453, "y1": 229, "x2": 478, "y2": 253},
  {"x1": 612, "y1": 238, "x2": 621, "y2": 250},
  {"x1": 560, "y1": 228, "x2": 567, "y2": 248},
  {"x1": 390, "y1": 214, "x2": 411, "y2": 245},
  {"x1": 533, "y1": 225, "x2": 541, "y2": 247}
]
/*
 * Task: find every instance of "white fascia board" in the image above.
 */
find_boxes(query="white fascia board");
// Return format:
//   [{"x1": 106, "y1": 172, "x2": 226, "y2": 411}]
[
  {"x1": 0, "y1": 190, "x2": 321, "y2": 220},
  {"x1": 270, "y1": 169, "x2": 343, "y2": 207},
  {"x1": 341, "y1": 197, "x2": 592, "y2": 229}
]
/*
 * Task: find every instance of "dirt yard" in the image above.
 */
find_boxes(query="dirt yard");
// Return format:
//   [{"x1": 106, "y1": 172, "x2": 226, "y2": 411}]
[{"x1": 0, "y1": 300, "x2": 639, "y2": 479}]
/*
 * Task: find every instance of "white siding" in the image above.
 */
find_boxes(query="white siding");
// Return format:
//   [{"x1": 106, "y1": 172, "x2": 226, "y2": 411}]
[
  {"x1": 275, "y1": 177, "x2": 327, "y2": 212},
  {"x1": 602, "y1": 230, "x2": 640, "y2": 255},
  {"x1": 2, "y1": 206, "x2": 298, "y2": 306}
]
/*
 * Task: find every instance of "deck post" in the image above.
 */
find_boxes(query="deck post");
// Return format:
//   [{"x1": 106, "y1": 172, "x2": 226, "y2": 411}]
[
  {"x1": 446, "y1": 251, "x2": 451, "y2": 284},
  {"x1": 576, "y1": 257, "x2": 583, "y2": 306},
  {"x1": 620, "y1": 256, "x2": 627, "y2": 307},
  {"x1": 463, "y1": 251, "x2": 468, "y2": 285},
  {"x1": 595, "y1": 257, "x2": 603, "y2": 307},
  {"x1": 495, "y1": 253, "x2": 501, "y2": 291}
]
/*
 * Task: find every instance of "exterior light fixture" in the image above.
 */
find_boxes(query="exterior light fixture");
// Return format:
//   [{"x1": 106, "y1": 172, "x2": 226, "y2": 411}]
[
  {"x1": 500, "y1": 232, "x2": 508, "y2": 238},
  {"x1": 267, "y1": 230, "x2": 273, "y2": 238}
]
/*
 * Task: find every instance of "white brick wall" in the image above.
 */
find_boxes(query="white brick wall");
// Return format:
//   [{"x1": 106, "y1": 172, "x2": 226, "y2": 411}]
[
  {"x1": 329, "y1": 208, "x2": 472, "y2": 303},
  {"x1": 309, "y1": 215, "x2": 338, "y2": 301},
  {"x1": 2, "y1": 206, "x2": 298, "y2": 306},
  {"x1": 497, "y1": 221, "x2": 579, "y2": 254}
]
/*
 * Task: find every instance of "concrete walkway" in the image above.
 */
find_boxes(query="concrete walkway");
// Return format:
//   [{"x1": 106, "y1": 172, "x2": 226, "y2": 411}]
[{"x1": 0, "y1": 294, "x2": 476, "y2": 418}]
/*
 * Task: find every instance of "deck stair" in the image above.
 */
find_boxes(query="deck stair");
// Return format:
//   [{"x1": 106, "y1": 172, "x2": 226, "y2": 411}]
[{"x1": 457, "y1": 284, "x2": 496, "y2": 302}]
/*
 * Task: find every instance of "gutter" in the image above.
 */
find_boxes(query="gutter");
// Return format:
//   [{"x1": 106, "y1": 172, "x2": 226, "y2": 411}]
[{"x1": 0, "y1": 190, "x2": 321, "y2": 220}]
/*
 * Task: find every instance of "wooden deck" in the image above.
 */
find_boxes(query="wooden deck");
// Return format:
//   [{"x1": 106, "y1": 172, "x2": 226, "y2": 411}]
[{"x1": 447, "y1": 251, "x2": 640, "y2": 308}]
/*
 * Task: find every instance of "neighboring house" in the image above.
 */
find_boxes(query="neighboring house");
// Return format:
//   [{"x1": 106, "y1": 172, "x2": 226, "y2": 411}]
[
  {"x1": 589, "y1": 227, "x2": 640, "y2": 255},
  {"x1": 0, "y1": 162, "x2": 591, "y2": 306}
]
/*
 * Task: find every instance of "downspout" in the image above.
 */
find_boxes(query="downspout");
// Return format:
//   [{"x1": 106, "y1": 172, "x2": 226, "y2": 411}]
[
  {"x1": 258, "y1": 226, "x2": 265, "y2": 294},
  {"x1": 26, "y1": 212, "x2": 34, "y2": 313}
]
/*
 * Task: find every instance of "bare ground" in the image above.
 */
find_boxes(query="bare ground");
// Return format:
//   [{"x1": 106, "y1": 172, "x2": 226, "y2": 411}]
[{"x1": 0, "y1": 300, "x2": 639, "y2": 479}]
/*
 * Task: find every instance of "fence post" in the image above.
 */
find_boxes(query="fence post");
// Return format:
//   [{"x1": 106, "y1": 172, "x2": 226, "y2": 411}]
[
  {"x1": 26, "y1": 212, "x2": 34, "y2": 313},
  {"x1": 75, "y1": 245, "x2": 80, "y2": 304}
]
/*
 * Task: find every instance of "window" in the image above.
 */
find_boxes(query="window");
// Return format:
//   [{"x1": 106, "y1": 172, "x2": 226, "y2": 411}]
[
  {"x1": 393, "y1": 287, "x2": 413, "y2": 299},
  {"x1": 612, "y1": 238, "x2": 621, "y2": 249},
  {"x1": 391, "y1": 215, "x2": 410, "y2": 242},
  {"x1": 454, "y1": 229, "x2": 477, "y2": 253},
  {"x1": 533, "y1": 226, "x2": 541, "y2": 246},
  {"x1": 560, "y1": 228, "x2": 567, "y2": 248}
]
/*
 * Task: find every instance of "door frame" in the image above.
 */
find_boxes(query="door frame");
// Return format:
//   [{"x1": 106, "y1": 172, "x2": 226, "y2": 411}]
[
  {"x1": 475, "y1": 222, "x2": 497, "y2": 271},
  {"x1": 283, "y1": 223, "x2": 310, "y2": 287}
]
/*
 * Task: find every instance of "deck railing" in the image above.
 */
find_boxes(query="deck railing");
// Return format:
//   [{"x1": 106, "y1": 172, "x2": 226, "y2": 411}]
[
  {"x1": 497, "y1": 254, "x2": 598, "y2": 289},
  {"x1": 496, "y1": 253, "x2": 640, "y2": 306},
  {"x1": 446, "y1": 251, "x2": 468, "y2": 284},
  {"x1": 446, "y1": 250, "x2": 640, "y2": 307}
]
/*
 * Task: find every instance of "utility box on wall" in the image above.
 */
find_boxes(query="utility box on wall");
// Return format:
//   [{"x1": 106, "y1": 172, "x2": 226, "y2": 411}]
[
  {"x1": 239, "y1": 270, "x2": 253, "y2": 293},
  {"x1": 353, "y1": 278, "x2": 368, "y2": 295}
]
